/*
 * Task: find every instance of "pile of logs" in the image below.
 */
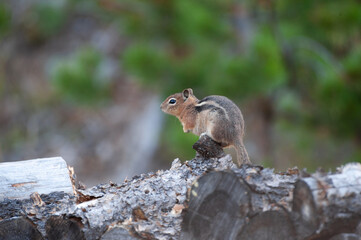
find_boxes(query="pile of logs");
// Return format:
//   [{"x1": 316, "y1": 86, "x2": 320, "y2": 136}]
[
  {"x1": 0, "y1": 138, "x2": 361, "y2": 239},
  {"x1": 182, "y1": 164, "x2": 361, "y2": 240}
]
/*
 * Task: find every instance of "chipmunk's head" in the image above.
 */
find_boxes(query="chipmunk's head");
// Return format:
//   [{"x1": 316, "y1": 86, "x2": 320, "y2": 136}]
[{"x1": 160, "y1": 88, "x2": 197, "y2": 117}]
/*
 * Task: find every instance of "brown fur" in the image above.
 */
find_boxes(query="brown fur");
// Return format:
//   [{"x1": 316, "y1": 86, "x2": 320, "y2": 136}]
[{"x1": 161, "y1": 88, "x2": 251, "y2": 166}]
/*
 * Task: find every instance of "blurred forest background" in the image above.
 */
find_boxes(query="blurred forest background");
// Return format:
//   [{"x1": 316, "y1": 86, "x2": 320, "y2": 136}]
[{"x1": 1, "y1": 0, "x2": 361, "y2": 186}]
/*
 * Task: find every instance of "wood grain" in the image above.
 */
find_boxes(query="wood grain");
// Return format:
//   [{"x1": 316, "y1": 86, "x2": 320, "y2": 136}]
[{"x1": 0, "y1": 157, "x2": 74, "y2": 200}]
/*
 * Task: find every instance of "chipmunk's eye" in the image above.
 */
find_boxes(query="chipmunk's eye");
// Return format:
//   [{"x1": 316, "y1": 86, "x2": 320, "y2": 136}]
[{"x1": 169, "y1": 98, "x2": 176, "y2": 104}]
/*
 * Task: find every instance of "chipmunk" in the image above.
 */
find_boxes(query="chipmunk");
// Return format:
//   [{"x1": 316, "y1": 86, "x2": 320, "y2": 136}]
[{"x1": 160, "y1": 88, "x2": 251, "y2": 166}]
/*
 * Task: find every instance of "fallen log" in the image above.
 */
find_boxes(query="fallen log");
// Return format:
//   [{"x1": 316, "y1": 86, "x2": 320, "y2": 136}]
[
  {"x1": 237, "y1": 210, "x2": 296, "y2": 240},
  {"x1": 182, "y1": 163, "x2": 361, "y2": 240},
  {"x1": 181, "y1": 171, "x2": 250, "y2": 240},
  {"x1": 0, "y1": 217, "x2": 44, "y2": 240},
  {"x1": 0, "y1": 153, "x2": 361, "y2": 239},
  {"x1": 292, "y1": 163, "x2": 361, "y2": 239},
  {"x1": 0, "y1": 157, "x2": 75, "y2": 201},
  {"x1": 181, "y1": 163, "x2": 299, "y2": 240},
  {"x1": 0, "y1": 155, "x2": 236, "y2": 239}
]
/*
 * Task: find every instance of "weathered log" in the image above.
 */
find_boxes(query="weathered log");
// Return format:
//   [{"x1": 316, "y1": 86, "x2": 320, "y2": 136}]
[
  {"x1": 181, "y1": 166, "x2": 299, "y2": 240},
  {"x1": 100, "y1": 226, "x2": 138, "y2": 240},
  {"x1": 0, "y1": 155, "x2": 236, "y2": 239},
  {"x1": 232, "y1": 165, "x2": 299, "y2": 213},
  {"x1": 237, "y1": 210, "x2": 296, "y2": 240},
  {"x1": 45, "y1": 216, "x2": 85, "y2": 240},
  {"x1": 1, "y1": 155, "x2": 361, "y2": 239},
  {"x1": 292, "y1": 179, "x2": 319, "y2": 238},
  {"x1": 181, "y1": 171, "x2": 250, "y2": 240},
  {"x1": 0, "y1": 157, "x2": 74, "y2": 201},
  {"x1": 0, "y1": 217, "x2": 43, "y2": 240},
  {"x1": 182, "y1": 163, "x2": 361, "y2": 240},
  {"x1": 292, "y1": 163, "x2": 361, "y2": 239}
]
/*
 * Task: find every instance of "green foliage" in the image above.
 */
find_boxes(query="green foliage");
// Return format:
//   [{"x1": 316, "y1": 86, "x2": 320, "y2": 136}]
[
  {"x1": 51, "y1": 47, "x2": 111, "y2": 105},
  {"x1": 118, "y1": 0, "x2": 235, "y2": 96},
  {"x1": 217, "y1": 28, "x2": 286, "y2": 98},
  {"x1": 0, "y1": 3, "x2": 10, "y2": 37},
  {"x1": 22, "y1": 3, "x2": 67, "y2": 43},
  {"x1": 352, "y1": 151, "x2": 361, "y2": 164},
  {"x1": 344, "y1": 46, "x2": 361, "y2": 80},
  {"x1": 162, "y1": 118, "x2": 199, "y2": 160},
  {"x1": 123, "y1": 42, "x2": 170, "y2": 84},
  {"x1": 120, "y1": 1, "x2": 287, "y2": 97},
  {"x1": 35, "y1": 4, "x2": 66, "y2": 37},
  {"x1": 316, "y1": 75, "x2": 361, "y2": 137},
  {"x1": 310, "y1": 1, "x2": 361, "y2": 48},
  {"x1": 172, "y1": 0, "x2": 230, "y2": 44},
  {"x1": 122, "y1": 24, "x2": 285, "y2": 100}
]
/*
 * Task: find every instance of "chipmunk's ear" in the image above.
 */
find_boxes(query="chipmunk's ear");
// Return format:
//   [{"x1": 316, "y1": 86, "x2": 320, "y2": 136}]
[{"x1": 182, "y1": 88, "x2": 193, "y2": 100}]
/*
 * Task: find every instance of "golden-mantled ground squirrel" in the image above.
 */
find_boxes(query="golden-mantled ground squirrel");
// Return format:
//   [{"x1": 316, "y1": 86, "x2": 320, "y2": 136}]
[{"x1": 160, "y1": 88, "x2": 250, "y2": 166}]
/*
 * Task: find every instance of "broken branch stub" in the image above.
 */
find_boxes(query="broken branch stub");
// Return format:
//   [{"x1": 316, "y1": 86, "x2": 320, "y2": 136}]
[{"x1": 192, "y1": 134, "x2": 225, "y2": 159}]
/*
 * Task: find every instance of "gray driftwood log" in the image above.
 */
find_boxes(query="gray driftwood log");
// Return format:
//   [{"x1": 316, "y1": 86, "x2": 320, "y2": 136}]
[
  {"x1": 1, "y1": 149, "x2": 361, "y2": 239},
  {"x1": 0, "y1": 157, "x2": 74, "y2": 201}
]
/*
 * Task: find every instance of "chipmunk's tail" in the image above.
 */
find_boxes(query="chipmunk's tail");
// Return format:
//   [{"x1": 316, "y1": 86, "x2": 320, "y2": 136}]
[{"x1": 235, "y1": 140, "x2": 251, "y2": 167}]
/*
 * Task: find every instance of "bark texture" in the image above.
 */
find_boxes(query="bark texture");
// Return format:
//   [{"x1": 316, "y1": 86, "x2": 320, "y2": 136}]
[{"x1": 0, "y1": 149, "x2": 361, "y2": 239}]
